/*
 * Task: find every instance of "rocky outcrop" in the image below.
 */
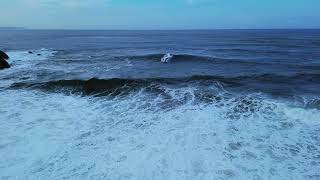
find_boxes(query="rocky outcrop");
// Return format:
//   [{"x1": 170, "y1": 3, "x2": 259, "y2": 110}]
[
  {"x1": 0, "y1": 59, "x2": 10, "y2": 69},
  {"x1": 0, "y1": 50, "x2": 10, "y2": 69},
  {"x1": 0, "y1": 50, "x2": 9, "y2": 60}
]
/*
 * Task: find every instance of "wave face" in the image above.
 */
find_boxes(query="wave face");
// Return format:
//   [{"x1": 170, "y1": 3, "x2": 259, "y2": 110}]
[
  {"x1": 1, "y1": 30, "x2": 320, "y2": 179},
  {"x1": 10, "y1": 73, "x2": 320, "y2": 98}
]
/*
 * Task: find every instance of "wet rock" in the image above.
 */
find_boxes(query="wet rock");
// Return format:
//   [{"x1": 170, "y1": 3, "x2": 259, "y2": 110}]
[
  {"x1": 28, "y1": 51, "x2": 33, "y2": 54},
  {"x1": 0, "y1": 59, "x2": 10, "y2": 69},
  {"x1": 37, "y1": 53, "x2": 41, "y2": 56},
  {"x1": 0, "y1": 50, "x2": 10, "y2": 69},
  {"x1": 0, "y1": 50, "x2": 9, "y2": 60}
]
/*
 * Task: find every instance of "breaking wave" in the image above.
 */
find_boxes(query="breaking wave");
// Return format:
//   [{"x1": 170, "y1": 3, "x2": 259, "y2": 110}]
[{"x1": 10, "y1": 73, "x2": 320, "y2": 98}]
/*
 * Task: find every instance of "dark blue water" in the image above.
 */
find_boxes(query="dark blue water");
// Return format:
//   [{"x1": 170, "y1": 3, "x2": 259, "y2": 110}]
[
  {"x1": 1, "y1": 30, "x2": 320, "y2": 96},
  {"x1": 1, "y1": 30, "x2": 320, "y2": 179}
]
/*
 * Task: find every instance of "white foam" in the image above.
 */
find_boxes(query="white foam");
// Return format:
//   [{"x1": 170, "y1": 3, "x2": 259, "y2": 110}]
[
  {"x1": 0, "y1": 49, "x2": 57, "y2": 88},
  {"x1": 7, "y1": 48, "x2": 56, "y2": 62},
  {"x1": 0, "y1": 88, "x2": 319, "y2": 179},
  {"x1": 5, "y1": 48, "x2": 56, "y2": 69}
]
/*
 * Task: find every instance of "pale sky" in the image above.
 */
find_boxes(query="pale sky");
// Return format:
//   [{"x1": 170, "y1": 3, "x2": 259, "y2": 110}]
[{"x1": 1, "y1": 0, "x2": 320, "y2": 29}]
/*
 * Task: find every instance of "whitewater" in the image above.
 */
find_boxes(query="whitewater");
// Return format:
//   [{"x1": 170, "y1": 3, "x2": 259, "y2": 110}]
[{"x1": 1, "y1": 30, "x2": 320, "y2": 179}]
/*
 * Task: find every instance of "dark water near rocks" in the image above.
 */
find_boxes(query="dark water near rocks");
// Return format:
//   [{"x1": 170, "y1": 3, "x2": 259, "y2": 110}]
[{"x1": 0, "y1": 30, "x2": 320, "y2": 179}]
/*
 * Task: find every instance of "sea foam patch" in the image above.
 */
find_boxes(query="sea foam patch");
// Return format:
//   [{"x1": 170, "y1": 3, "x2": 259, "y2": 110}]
[
  {"x1": 0, "y1": 87, "x2": 319, "y2": 180},
  {"x1": 7, "y1": 48, "x2": 57, "y2": 65},
  {"x1": 0, "y1": 49, "x2": 57, "y2": 88},
  {"x1": 3, "y1": 48, "x2": 57, "y2": 72}
]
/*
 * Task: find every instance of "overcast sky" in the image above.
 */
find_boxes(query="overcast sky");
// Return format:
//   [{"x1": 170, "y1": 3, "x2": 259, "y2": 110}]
[{"x1": 1, "y1": 0, "x2": 320, "y2": 29}]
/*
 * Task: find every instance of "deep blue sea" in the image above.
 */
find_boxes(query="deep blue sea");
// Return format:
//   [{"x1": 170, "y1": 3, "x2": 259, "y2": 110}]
[{"x1": 0, "y1": 30, "x2": 320, "y2": 179}]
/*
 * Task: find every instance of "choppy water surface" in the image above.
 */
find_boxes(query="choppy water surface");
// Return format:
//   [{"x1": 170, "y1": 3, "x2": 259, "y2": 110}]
[{"x1": 0, "y1": 30, "x2": 320, "y2": 179}]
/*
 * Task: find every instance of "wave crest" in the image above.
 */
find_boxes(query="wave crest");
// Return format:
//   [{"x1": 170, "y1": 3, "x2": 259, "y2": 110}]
[{"x1": 10, "y1": 73, "x2": 320, "y2": 97}]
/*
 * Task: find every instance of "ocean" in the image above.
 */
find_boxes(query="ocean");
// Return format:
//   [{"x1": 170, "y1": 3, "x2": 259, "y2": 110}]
[{"x1": 0, "y1": 30, "x2": 320, "y2": 179}]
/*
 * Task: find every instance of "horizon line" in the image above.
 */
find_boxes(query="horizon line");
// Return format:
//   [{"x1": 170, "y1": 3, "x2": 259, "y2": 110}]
[{"x1": 1, "y1": 27, "x2": 320, "y2": 31}]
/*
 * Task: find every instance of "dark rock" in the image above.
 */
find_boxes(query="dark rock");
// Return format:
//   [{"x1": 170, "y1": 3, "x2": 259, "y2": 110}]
[
  {"x1": 28, "y1": 51, "x2": 33, "y2": 54},
  {"x1": 0, "y1": 59, "x2": 10, "y2": 69},
  {"x1": 0, "y1": 50, "x2": 9, "y2": 60},
  {"x1": 37, "y1": 53, "x2": 41, "y2": 56}
]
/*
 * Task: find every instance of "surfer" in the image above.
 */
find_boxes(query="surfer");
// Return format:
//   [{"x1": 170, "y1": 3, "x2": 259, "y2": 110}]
[{"x1": 161, "y1": 53, "x2": 173, "y2": 63}]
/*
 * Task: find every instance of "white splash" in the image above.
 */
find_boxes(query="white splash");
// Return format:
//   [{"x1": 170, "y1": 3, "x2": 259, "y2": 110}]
[{"x1": 161, "y1": 53, "x2": 173, "y2": 63}]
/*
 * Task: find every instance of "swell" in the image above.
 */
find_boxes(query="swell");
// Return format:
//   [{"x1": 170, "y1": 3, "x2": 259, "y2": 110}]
[
  {"x1": 126, "y1": 54, "x2": 320, "y2": 69},
  {"x1": 128, "y1": 54, "x2": 214, "y2": 62},
  {"x1": 10, "y1": 73, "x2": 320, "y2": 97},
  {"x1": 11, "y1": 78, "x2": 151, "y2": 97}
]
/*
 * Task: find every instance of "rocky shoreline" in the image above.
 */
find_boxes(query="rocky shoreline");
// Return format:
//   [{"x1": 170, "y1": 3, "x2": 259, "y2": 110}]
[{"x1": 0, "y1": 50, "x2": 10, "y2": 69}]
